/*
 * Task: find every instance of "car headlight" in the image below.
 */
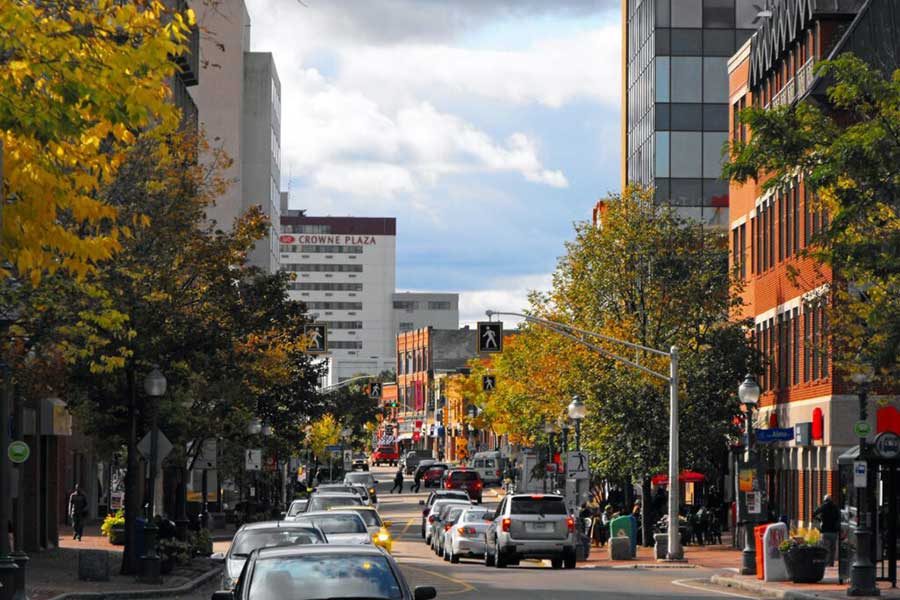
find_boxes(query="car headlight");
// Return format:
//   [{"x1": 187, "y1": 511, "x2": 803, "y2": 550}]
[
  {"x1": 369, "y1": 488, "x2": 376, "y2": 494},
  {"x1": 377, "y1": 532, "x2": 391, "y2": 542}
]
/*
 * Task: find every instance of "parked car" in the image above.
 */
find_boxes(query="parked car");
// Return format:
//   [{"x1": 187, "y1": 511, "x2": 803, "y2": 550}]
[
  {"x1": 210, "y1": 521, "x2": 326, "y2": 590},
  {"x1": 210, "y1": 545, "x2": 436, "y2": 600},
  {"x1": 283, "y1": 500, "x2": 308, "y2": 519},
  {"x1": 443, "y1": 469, "x2": 484, "y2": 503},
  {"x1": 471, "y1": 451, "x2": 506, "y2": 485},
  {"x1": 443, "y1": 508, "x2": 493, "y2": 563},
  {"x1": 432, "y1": 505, "x2": 466, "y2": 557},
  {"x1": 290, "y1": 511, "x2": 372, "y2": 545},
  {"x1": 371, "y1": 444, "x2": 400, "y2": 466},
  {"x1": 306, "y1": 492, "x2": 364, "y2": 513},
  {"x1": 484, "y1": 493, "x2": 576, "y2": 569},
  {"x1": 423, "y1": 498, "x2": 471, "y2": 545},
  {"x1": 423, "y1": 464, "x2": 450, "y2": 488},
  {"x1": 419, "y1": 490, "x2": 471, "y2": 538},
  {"x1": 402, "y1": 450, "x2": 434, "y2": 475},
  {"x1": 343, "y1": 472, "x2": 379, "y2": 504}
]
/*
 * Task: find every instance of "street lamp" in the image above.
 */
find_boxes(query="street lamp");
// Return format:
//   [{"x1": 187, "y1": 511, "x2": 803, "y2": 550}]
[
  {"x1": 558, "y1": 417, "x2": 570, "y2": 490},
  {"x1": 737, "y1": 374, "x2": 760, "y2": 576},
  {"x1": 543, "y1": 419, "x2": 556, "y2": 493},
  {"x1": 139, "y1": 367, "x2": 166, "y2": 584},
  {"x1": 568, "y1": 396, "x2": 586, "y2": 451},
  {"x1": 849, "y1": 360, "x2": 878, "y2": 597},
  {"x1": 247, "y1": 418, "x2": 262, "y2": 435}
]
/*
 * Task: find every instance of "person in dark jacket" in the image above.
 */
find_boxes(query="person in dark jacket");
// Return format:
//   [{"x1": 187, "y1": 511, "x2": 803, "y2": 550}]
[
  {"x1": 411, "y1": 465, "x2": 423, "y2": 493},
  {"x1": 68, "y1": 485, "x2": 88, "y2": 541},
  {"x1": 813, "y1": 494, "x2": 840, "y2": 566},
  {"x1": 390, "y1": 468, "x2": 404, "y2": 494}
]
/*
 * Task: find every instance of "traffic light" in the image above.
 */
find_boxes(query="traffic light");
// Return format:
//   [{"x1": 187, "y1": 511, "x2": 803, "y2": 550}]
[
  {"x1": 390, "y1": 400, "x2": 397, "y2": 408},
  {"x1": 477, "y1": 321, "x2": 503, "y2": 353}
]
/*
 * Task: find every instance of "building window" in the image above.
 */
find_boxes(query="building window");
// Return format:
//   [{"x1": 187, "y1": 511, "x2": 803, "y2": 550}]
[
  {"x1": 768, "y1": 198, "x2": 775, "y2": 268},
  {"x1": 394, "y1": 301, "x2": 419, "y2": 311},
  {"x1": 329, "y1": 341, "x2": 363, "y2": 349},
  {"x1": 305, "y1": 302, "x2": 364, "y2": 310},
  {"x1": 820, "y1": 306, "x2": 829, "y2": 379},
  {"x1": 279, "y1": 244, "x2": 363, "y2": 254},
  {"x1": 792, "y1": 183, "x2": 800, "y2": 254},
  {"x1": 399, "y1": 322, "x2": 414, "y2": 332},
  {"x1": 803, "y1": 308, "x2": 811, "y2": 382},
  {"x1": 792, "y1": 308, "x2": 800, "y2": 386},
  {"x1": 289, "y1": 282, "x2": 363, "y2": 291},
  {"x1": 428, "y1": 301, "x2": 451, "y2": 310},
  {"x1": 283, "y1": 264, "x2": 363, "y2": 273},
  {"x1": 321, "y1": 321, "x2": 363, "y2": 330},
  {"x1": 767, "y1": 318, "x2": 775, "y2": 390},
  {"x1": 811, "y1": 305, "x2": 820, "y2": 380}
]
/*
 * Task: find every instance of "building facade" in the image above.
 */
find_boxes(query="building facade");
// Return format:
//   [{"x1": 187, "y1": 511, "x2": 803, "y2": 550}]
[
  {"x1": 280, "y1": 214, "x2": 398, "y2": 381},
  {"x1": 392, "y1": 292, "x2": 459, "y2": 333},
  {"x1": 623, "y1": 0, "x2": 762, "y2": 225},
  {"x1": 727, "y1": 0, "x2": 899, "y2": 527}
]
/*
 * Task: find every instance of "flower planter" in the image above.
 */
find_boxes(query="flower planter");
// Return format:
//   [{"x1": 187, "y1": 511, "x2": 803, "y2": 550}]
[
  {"x1": 783, "y1": 545, "x2": 828, "y2": 583},
  {"x1": 108, "y1": 526, "x2": 126, "y2": 546}
]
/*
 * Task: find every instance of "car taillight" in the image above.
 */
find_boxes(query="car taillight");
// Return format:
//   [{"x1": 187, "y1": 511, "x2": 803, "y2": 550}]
[
  {"x1": 458, "y1": 527, "x2": 477, "y2": 535},
  {"x1": 501, "y1": 518, "x2": 511, "y2": 532},
  {"x1": 474, "y1": 481, "x2": 482, "y2": 489},
  {"x1": 444, "y1": 523, "x2": 452, "y2": 531},
  {"x1": 428, "y1": 515, "x2": 435, "y2": 523},
  {"x1": 445, "y1": 481, "x2": 453, "y2": 488},
  {"x1": 566, "y1": 517, "x2": 575, "y2": 533}
]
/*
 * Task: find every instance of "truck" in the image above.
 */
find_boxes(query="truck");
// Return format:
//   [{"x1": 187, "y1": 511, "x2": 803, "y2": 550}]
[{"x1": 371, "y1": 443, "x2": 400, "y2": 466}]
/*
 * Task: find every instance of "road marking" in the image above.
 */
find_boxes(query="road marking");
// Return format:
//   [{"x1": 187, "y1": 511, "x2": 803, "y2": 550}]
[
  {"x1": 401, "y1": 564, "x2": 476, "y2": 596},
  {"x1": 402, "y1": 517, "x2": 415, "y2": 536},
  {"x1": 671, "y1": 578, "x2": 759, "y2": 599}
]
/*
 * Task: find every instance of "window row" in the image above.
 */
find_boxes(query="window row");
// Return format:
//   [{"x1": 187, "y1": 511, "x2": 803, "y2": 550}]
[
  {"x1": 656, "y1": 27, "x2": 754, "y2": 57},
  {"x1": 282, "y1": 224, "x2": 332, "y2": 234},
  {"x1": 282, "y1": 263, "x2": 363, "y2": 273},
  {"x1": 320, "y1": 321, "x2": 362, "y2": 330},
  {"x1": 305, "y1": 302, "x2": 363, "y2": 310},
  {"x1": 732, "y1": 181, "x2": 829, "y2": 276},
  {"x1": 280, "y1": 244, "x2": 363, "y2": 254},
  {"x1": 656, "y1": 56, "x2": 729, "y2": 104},
  {"x1": 656, "y1": 102, "x2": 728, "y2": 132},
  {"x1": 754, "y1": 302, "x2": 829, "y2": 394},
  {"x1": 655, "y1": 130, "x2": 728, "y2": 178},
  {"x1": 289, "y1": 282, "x2": 363, "y2": 291},
  {"x1": 398, "y1": 349, "x2": 429, "y2": 375},
  {"x1": 654, "y1": 0, "x2": 763, "y2": 30},
  {"x1": 653, "y1": 177, "x2": 729, "y2": 208},
  {"x1": 329, "y1": 341, "x2": 363, "y2": 350}
]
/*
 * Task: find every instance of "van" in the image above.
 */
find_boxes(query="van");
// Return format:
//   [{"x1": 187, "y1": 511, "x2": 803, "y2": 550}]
[
  {"x1": 402, "y1": 449, "x2": 434, "y2": 475},
  {"x1": 471, "y1": 451, "x2": 505, "y2": 485}
]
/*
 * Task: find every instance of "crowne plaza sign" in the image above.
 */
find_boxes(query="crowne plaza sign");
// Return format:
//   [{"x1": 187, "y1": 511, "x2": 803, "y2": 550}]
[{"x1": 279, "y1": 234, "x2": 377, "y2": 246}]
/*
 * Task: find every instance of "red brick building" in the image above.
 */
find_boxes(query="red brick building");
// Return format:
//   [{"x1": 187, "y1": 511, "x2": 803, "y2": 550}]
[{"x1": 726, "y1": 0, "x2": 899, "y2": 525}]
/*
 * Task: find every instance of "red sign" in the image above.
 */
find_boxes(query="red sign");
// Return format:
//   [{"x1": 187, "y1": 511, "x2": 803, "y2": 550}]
[
  {"x1": 415, "y1": 420, "x2": 422, "y2": 430},
  {"x1": 279, "y1": 234, "x2": 296, "y2": 244},
  {"x1": 413, "y1": 432, "x2": 421, "y2": 442}
]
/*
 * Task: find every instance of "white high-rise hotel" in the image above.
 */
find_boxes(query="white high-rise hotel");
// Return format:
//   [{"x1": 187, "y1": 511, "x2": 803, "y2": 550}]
[{"x1": 279, "y1": 208, "x2": 458, "y2": 381}]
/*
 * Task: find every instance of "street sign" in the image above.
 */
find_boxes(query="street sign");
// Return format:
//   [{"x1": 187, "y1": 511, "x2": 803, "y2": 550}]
[
  {"x1": 7, "y1": 441, "x2": 29, "y2": 464},
  {"x1": 755, "y1": 428, "x2": 794, "y2": 443},
  {"x1": 245, "y1": 449, "x2": 262, "y2": 471},
  {"x1": 566, "y1": 451, "x2": 589, "y2": 480},
  {"x1": 369, "y1": 382, "x2": 382, "y2": 399},
  {"x1": 853, "y1": 421, "x2": 872, "y2": 438},
  {"x1": 137, "y1": 430, "x2": 174, "y2": 468},
  {"x1": 482, "y1": 375, "x2": 496, "y2": 392},
  {"x1": 304, "y1": 323, "x2": 328, "y2": 354},
  {"x1": 875, "y1": 431, "x2": 900, "y2": 459},
  {"x1": 325, "y1": 444, "x2": 343, "y2": 453},
  {"x1": 854, "y1": 460, "x2": 868, "y2": 488},
  {"x1": 477, "y1": 321, "x2": 503, "y2": 353},
  {"x1": 746, "y1": 491, "x2": 762, "y2": 514}
]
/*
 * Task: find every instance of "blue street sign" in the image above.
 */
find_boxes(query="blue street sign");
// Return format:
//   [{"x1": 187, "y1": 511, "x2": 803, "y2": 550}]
[
  {"x1": 325, "y1": 444, "x2": 343, "y2": 453},
  {"x1": 755, "y1": 428, "x2": 794, "y2": 443}
]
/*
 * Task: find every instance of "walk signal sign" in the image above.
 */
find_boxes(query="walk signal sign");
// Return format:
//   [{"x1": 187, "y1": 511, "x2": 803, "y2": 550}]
[
  {"x1": 477, "y1": 321, "x2": 503, "y2": 353},
  {"x1": 482, "y1": 375, "x2": 496, "y2": 392},
  {"x1": 304, "y1": 323, "x2": 327, "y2": 354},
  {"x1": 369, "y1": 382, "x2": 382, "y2": 399}
]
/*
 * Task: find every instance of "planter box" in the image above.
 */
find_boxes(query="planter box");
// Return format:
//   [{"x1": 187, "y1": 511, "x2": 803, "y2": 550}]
[
  {"x1": 783, "y1": 545, "x2": 827, "y2": 583},
  {"x1": 108, "y1": 527, "x2": 126, "y2": 546}
]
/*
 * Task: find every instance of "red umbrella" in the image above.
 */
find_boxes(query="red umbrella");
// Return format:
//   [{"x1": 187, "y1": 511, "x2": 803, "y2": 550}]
[{"x1": 651, "y1": 470, "x2": 706, "y2": 486}]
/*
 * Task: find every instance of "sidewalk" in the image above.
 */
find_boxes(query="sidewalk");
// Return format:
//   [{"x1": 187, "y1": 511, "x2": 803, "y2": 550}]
[
  {"x1": 711, "y1": 570, "x2": 898, "y2": 599},
  {"x1": 58, "y1": 523, "x2": 237, "y2": 554},
  {"x1": 580, "y1": 537, "x2": 738, "y2": 569}
]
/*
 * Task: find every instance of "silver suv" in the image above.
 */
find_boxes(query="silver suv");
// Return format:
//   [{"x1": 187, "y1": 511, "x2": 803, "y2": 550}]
[{"x1": 484, "y1": 493, "x2": 576, "y2": 569}]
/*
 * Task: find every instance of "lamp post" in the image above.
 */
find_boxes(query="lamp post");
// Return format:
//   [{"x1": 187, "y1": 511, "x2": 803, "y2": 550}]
[
  {"x1": 559, "y1": 417, "x2": 570, "y2": 491},
  {"x1": 0, "y1": 337, "x2": 19, "y2": 600},
  {"x1": 568, "y1": 396, "x2": 586, "y2": 451},
  {"x1": 543, "y1": 419, "x2": 556, "y2": 493},
  {"x1": 139, "y1": 367, "x2": 166, "y2": 584},
  {"x1": 848, "y1": 362, "x2": 878, "y2": 597},
  {"x1": 738, "y1": 374, "x2": 760, "y2": 576}
]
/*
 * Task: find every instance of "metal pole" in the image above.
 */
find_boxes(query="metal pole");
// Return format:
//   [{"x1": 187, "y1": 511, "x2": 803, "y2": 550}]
[
  {"x1": 138, "y1": 397, "x2": 161, "y2": 583},
  {"x1": 11, "y1": 389, "x2": 28, "y2": 600},
  {"x1": 849, "y1": 385, "x2": 878, "y2": 596},
  {"x1": 0, "y1": 361, "x2": 20, "y2": 600},
  {"x1": 666, "y1": 346, "x2": 683, "y2": 560},
  {"x1": 560, "y1": 427, "x2": 569, "y2": 491},
  {"x1": 740, "y1": 406, "x2": 757, "y2": 575}
]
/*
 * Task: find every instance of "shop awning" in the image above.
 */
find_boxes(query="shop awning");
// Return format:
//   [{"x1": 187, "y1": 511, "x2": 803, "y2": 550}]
[{"x1": 651, "y1": 470, "x2": 706, "y2": 486}]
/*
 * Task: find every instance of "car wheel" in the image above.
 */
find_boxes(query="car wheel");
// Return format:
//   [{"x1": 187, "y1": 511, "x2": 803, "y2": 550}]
[
  {"x1": 443, "y1": 546, "x2": 450, "y2": 562},
  {"x1": 449, "y1": 547, "x2": 459, "y2": 564},
  {"x1": 551, "y1": 557, "x2": 562, "y2": 569},
  {"x1": 484, "y1": 544, "x2": 495, "y2": 567},
  {"x1": 564, "y1": 549, "x2": 577, "y2": 570},
  {"x1": 494, "y1": 542, "x2": 507, "y2": 568}
]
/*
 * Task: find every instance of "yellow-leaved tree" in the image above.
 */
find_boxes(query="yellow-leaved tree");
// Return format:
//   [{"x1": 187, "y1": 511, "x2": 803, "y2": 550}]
[
  {"x1": 308, "y1": 414, "x2": 342, "y2": 459},
  {"x1": 0, "y1": 0, "x2": 194, "y2": 284}
]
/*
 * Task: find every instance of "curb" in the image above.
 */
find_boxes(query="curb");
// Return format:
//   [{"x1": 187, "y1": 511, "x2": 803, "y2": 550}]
[
  {"x1": 45, "y1": 566, "x2": 223, "y2": 600},
  {"x1": 709, "y1": 574, "x2": 824, "y2": 599}
]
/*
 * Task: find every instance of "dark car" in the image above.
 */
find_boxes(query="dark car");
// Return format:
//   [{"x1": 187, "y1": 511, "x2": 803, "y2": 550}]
[
  {"x1": 443, "y1": 469, "x2": 483, "y2": 503},
  {"x1": 211, "y1": 544, "x2": 436, "y2": 600},
  {"x1": 423, "y1": 464, "x2": 450, "y2": 488},
  {"x1": 412, "y1": 459, "x2": 437, "y2": 481}
]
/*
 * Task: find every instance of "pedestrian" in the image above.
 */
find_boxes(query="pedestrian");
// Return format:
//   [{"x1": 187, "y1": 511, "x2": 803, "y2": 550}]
[
  {"x1": 813, "y1": 494, "x2": 840, "y2": 566},
  {"x1": 390, "y1": 468, "x2": 404, "y2": 494},
  {"x1": 411, "y1": 465, "x2": 423, "y2": 493},
  {"x1": 68, "y1": 484, "x2": 88, "y2": 541}
]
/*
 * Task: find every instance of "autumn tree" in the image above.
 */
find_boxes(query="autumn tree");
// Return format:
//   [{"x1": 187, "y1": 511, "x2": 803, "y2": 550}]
[
  {"x1": 0, "y1": 1, "x2": 195, "y2": 283},
  {"x1": 723, "y1": 54, "x2": 900, "y2": 380}
]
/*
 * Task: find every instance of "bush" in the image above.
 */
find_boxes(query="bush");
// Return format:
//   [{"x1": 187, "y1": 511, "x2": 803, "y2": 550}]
[
  {"x1": 190, "y1": 528, "x2": 213, "y2": 557},
  {"x1": 100, "y1": 510, "x2": 125, "y2": 538},
  {"x1": 159, "y1": 538, "x2": 192, "y2": 565}
]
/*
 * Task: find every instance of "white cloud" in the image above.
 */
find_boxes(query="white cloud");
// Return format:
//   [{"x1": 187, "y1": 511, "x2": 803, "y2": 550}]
[{"x1": 458, "y1": 273, "x2": 553, "y2": 328}]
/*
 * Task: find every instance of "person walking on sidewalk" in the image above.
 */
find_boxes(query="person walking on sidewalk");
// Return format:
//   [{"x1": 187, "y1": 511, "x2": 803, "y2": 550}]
[
  {"x1": 68, "y1": 484, "x2": 88, "y2": 541},
  {"x1": 813, "y1": 494, "x2": 840, "y2": 566},
  {"x1": 390, "y1": 468, "x2": 404, "y2": 494}
]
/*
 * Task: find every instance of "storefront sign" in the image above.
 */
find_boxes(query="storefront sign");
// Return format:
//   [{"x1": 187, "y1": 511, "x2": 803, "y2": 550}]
[
  {"x1": 756, "y1": 428, "x2": 794, "y2": 443},
  {"x1": 875, "y1": 431, "x2": 900, "y2": 459},
  {"x1": 746, "y1": 491, "x2": 762, "y2": 514},
  {"x1": 7, "y1": 441, "x2": 29, "y2": 464}
]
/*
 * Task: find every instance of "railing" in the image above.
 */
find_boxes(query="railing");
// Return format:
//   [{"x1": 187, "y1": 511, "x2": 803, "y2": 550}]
[
  {"x1": 769, "y1": 58, "x2": 815, "y2": 110},
  {"x1": 796, "y1": 58, "x2": 815, "y2": 99}
]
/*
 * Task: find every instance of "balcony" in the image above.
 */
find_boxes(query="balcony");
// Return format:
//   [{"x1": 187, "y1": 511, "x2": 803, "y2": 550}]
[{"x1": 769, "y1": 58, "x2": 816, "y2": 110}]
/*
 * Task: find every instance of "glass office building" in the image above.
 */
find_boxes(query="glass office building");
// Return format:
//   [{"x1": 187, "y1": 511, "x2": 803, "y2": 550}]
[{"x1": 623, "y1": 0, "x2": 761, "y2": 225}]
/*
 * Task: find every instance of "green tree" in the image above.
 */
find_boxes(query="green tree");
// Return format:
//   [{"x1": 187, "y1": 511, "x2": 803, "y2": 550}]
[{"x1": 723, "y1": 54, "x2": 900, "y2": 378}]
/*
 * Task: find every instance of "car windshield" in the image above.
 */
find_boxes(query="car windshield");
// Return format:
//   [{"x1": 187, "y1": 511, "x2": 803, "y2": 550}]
[
  {"x1": 511, "y1": 497, "x2": 568, "y2": 515},
  {"x1": 433, "y1": 491, "x2": 468, "y2": 504},
  {"x1": 449, "y1": 471, "x2": 479, "y2": 481},
  {"x1": 308, "y1": 496, "x2": 363, "y2": 512},
  {"x1": 432, "y1": 501, "x2": 468, "y2": 515},
  {"x1": 463, "y1": 510, "x2": 494, "y2": 523},
  {"x1": 296, "y1": 515, "x2": 367, "y2": 535},
  {"x1": 287, "y1": 502, "x2": 308, "y2": 517},
  {"x1": 344, "y1": 473, "x2": 372, "y2": 484},
  {"x1": 231, "y1": 529, "x2": 323, "y2": 556},
  {"x1": 248, "y1": 554, "x2": 402, "y2": 600},
  {"x1": 445, "y1": 508, "x2": 464, "y2": 522},
  {"x1": 341, "y1": 509, "x2": 381, "y2": 527}
]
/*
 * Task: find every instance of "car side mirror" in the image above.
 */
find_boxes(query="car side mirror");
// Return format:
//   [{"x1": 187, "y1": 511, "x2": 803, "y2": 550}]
[
  {"x1": 211, "y1": 591, "x2": 234, "y2": 600},
  {"x1": 414, "y1": 586, "x2": 437, "y2": 600},
  {"x1": 279, "y1": 512, "x2": 287, "y2": 520},
  {"x1": 419, "y1": 500, "x2": 425, "y2": 506},
  {"x1": 210, "y1": 552, "x2": 225, "y2": 562},
  {"x1": 383, "y1": 520, "x2": 393, "y2": 527}
]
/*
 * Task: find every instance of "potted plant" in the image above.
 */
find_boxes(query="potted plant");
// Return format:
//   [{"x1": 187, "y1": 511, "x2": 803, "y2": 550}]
[
  {"x1": 778, "y1": 527, "x2": 828, "y2": 583},
  {"x1": 158, "y1": 538, "x2": 192, "y2": 574},
  {"x1": 101, "y1": 510, "x2": 126, "y2": 545}
]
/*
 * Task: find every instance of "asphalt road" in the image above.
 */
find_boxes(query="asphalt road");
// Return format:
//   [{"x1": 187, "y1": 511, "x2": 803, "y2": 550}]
[{"x1": 170, "y1": 464, "x2": 764, "y2": 600}]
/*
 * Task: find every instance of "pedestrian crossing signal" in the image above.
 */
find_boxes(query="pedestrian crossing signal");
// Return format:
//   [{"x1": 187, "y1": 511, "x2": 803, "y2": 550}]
[
  {"x1": 477, "y1": 321, "x2": 503, "y2": 353},
  {"x1": 304, "y1": 323, "x2": 327, "y2": 354},
  {"x1": 482, "y1": 375, "x2": 496, "y2": 392},
  {"x1": 369, "y1": 382, "x2": 382, "y2": 399}
]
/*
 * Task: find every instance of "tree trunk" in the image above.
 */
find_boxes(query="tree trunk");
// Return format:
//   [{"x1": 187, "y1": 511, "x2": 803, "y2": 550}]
[
  {"x1": 623, "y1": 478, "x2": 634, "y2": 512},
  {"x1": 121, "y1": 367, "x2": 140, "y2": 575},
  {"x1": 641, "y1": 478, "x2": 654, "y2": 547}
]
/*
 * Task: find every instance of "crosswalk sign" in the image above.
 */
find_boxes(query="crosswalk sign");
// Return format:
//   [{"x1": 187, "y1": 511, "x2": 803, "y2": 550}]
[
  {"x1": 477, "y1": 321, "x2": 503, "y2": 353},
  {"x1": 482, "y1": 375, "x2": 496, "y2": 392},
  {"x1": 304, "y1": 323, "x2": 328, "y2": 354},
  {"x1": 369, "y1": 382, "x2": 382, "y2": 399}
]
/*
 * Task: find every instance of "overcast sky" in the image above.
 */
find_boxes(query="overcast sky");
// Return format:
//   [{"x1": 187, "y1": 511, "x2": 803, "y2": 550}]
[{"x1": 245, "y1": 0, "x2": 622, "y2": 325}]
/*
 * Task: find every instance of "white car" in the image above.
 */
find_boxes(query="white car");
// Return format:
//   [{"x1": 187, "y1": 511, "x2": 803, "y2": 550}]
[
  {"x1": 424, "y1": 499, "x2": 471, "y2": 544},
  {"x1": 444, "y1": 507, "x2": 493, "y2": 563},
  {"x1": 291, "y1": 511, "x2": 372, "y2": 545}
]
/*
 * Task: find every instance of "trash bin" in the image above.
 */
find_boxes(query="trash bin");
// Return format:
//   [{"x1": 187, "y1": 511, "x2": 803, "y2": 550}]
[
  {"x1": 134, "y1": 518, "x2": 146, "y2": 558},
  {"x1": 610, "y1": 515, "x2": 637, "y2": 558},
  {"x1": 754, "y1": 524, "x2": 770, "y2": 580}
]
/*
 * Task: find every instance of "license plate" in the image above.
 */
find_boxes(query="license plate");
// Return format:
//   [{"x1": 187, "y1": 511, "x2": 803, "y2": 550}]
[{"x1": 527, "y1": 522, "x2": 551, "y2": 531}]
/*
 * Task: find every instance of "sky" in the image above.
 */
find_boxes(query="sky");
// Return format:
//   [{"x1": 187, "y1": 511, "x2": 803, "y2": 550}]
[{"x1": 245, "y1": 0, "x2": 622, "y2": 326}]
